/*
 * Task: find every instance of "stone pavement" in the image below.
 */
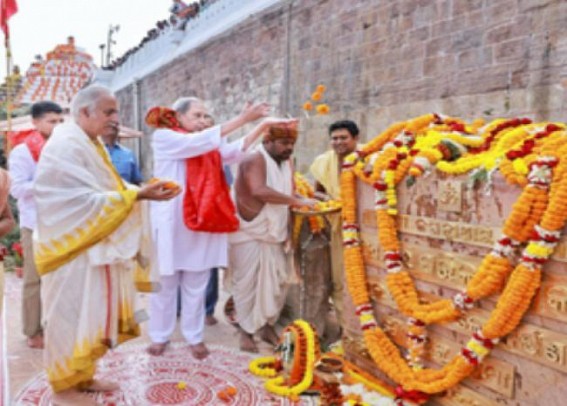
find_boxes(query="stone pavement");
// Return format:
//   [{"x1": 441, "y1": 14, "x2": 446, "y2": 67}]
[{"x1": 3, "y1": 270, "x2": 274, "y2": 404}]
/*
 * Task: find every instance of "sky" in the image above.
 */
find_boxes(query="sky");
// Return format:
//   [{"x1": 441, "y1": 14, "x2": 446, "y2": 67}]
[{"x1": 1, "y1": 0, "x2": 172, "y2": 79}]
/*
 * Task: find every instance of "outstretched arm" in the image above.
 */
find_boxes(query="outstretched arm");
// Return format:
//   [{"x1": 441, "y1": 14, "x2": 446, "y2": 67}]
[
  {"x1": 242, "y1": 154, "x2": 306, "y2": 207},
  {"x1": 220, "y1": 101, "x2": 270, "y2": 138},
  {"x1": 241, "y1": 118, "x2": 298, "y2": 151},
  {"x1": 221, "y1": 118, "x2": 299, "y2": 165}
]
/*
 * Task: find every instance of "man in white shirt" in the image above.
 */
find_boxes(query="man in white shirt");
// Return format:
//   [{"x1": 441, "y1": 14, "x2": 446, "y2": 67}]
[
  {"x1": 8, "y1": 100, "x2": 63, "y2": 349},
  {"x1": 145, "y1": 98, "x2": 296, "y2": 359}
]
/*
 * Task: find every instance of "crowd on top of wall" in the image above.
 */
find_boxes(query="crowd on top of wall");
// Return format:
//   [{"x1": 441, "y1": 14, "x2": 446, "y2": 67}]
[{"x1": 103, "y1": 0, "x2": 219, "y2": 71}]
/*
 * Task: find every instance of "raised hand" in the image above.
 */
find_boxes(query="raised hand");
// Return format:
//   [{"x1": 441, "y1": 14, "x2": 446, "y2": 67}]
[{"x1": 240, "y1": 101, "x2": 271, "y2": 124}]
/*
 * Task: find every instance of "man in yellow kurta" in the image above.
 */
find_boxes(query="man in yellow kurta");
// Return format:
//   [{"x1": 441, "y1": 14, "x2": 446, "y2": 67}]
[
  {"x1": 34, "y1": 85, "x2": 179, "y2": 405},
  {"x1": 310, "y1": 120, "x2": 360, "y2": 325}
]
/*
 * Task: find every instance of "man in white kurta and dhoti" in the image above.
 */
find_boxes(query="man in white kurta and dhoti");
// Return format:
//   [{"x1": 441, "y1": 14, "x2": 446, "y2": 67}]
[
  {"x1": 34, "y1": 85, "x2": 179, "y2": 406},
  {"x1": 230, "y1": 126, "x2": 314, "y2": 352},
  {"x1": 146, "y1": 98, "x2": 296, "y2": 359}
]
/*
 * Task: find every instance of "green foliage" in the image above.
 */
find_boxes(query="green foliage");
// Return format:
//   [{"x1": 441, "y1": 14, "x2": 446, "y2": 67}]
[
  {"x1": 406, "y1": 175, "x2": 416, "y2": 188},
  {"x1": 469, "y1": 168, "x2": 488, "y2": 186}
]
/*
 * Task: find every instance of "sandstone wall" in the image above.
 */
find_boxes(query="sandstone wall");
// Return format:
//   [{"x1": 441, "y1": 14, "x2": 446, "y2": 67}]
[
  {"x1": 116, "y1": 1, "x2": 567, "y2": 404},
  {"x1": 342, "y1": 172, "x2": 567, "y2": 405},
  {"x1": 118, "y1": 0, "x2": 567, "y2": 177}
]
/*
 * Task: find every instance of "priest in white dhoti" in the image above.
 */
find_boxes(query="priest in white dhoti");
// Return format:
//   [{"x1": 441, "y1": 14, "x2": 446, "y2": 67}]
[
  {"x1": 145, "y1": 98, "x2": 296, "y2": 359},
  {"x1": 230, "y1": 126, "x2": 314, "y2": 352},
  {"x1": 34, "y1": 85, "x2": 179, "y2": 406}
]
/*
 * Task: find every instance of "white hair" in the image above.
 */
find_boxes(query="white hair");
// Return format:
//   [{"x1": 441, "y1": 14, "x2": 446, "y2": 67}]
[
  {"x1": 70, "y1": 85, "x2": 114, "y2": 122},
  {"x1": 171, "y1": 97, "x2": 201, "y2": 115}
]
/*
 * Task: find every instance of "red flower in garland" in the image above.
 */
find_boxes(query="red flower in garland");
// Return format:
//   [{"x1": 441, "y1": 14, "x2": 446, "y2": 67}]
[{"x1": 12, "y1": 241, "x2": 23, "y2": 257}]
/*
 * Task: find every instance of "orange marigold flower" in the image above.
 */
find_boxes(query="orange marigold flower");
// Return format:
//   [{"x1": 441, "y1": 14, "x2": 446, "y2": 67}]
[
  {"x1": 217, "y1": 391, "x2": 231, "y2": 402},
  {"x1": 316, "y1": 84, "x2": 326, "y2": 93},
  {"x1": 303, "y1": 101, "x2": 313, "y2": 111},
  {"x1": 311, "y1": 91, "x2": 323, "y2": 101},
  {"x1": 316, "y1": 104, "x2": 330, "y2": 115}
]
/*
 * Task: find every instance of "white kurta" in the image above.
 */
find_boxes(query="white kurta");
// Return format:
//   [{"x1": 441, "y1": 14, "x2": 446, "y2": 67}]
[
  {"x1": 8, "y1": 143, "x2": 38, "y2": 230},
  {"x1": 150, "y1": 126, "x2": 246, "y2": 274}
]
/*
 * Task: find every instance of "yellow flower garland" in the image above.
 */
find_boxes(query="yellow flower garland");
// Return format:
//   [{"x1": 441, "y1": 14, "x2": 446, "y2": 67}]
[
  {"x1": 249, "y1": 356, "x2": 278, "y2": 378},
  {"x1": 340, "y1": 115, "x2": 567, "y2": 396},
  {"x1": 249, "y1": 320, "x2": 318, "y2": 399}
]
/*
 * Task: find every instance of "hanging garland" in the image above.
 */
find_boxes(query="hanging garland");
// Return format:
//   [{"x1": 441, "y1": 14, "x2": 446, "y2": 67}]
[{"x1": 340, "y1": 114, "x2": 567, "y2": 401}]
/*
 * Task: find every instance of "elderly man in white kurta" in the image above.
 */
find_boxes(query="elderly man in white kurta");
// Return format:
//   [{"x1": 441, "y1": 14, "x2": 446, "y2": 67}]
[
  {"x1": 146, "y1": 98, "x2": 296, "y2": 359},
  {"x1": 230, "y1": 126, "x2": 314, "y2": 353}
]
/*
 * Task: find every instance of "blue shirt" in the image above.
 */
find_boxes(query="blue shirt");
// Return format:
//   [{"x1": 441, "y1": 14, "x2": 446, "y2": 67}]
[
  {"x1": 105, "y1": 143, "x2": 143, "y2": 184},
  {"x1": 223, "y1": 165, "x2": 233, "y2": 186}
]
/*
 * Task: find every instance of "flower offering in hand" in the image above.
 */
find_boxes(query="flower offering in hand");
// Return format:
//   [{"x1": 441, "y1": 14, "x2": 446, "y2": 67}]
[{"x1": 149, "y1": 177, "x2": 181, "y2": 192}]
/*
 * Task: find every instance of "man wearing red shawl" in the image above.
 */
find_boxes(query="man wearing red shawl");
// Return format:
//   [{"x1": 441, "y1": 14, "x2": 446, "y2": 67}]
[
  {"x1": 8, "y1": 101, "x2": 63, "y2": 349},
  {"x1": 146, "y1": 97, "x2": 296, "y2": 359}
]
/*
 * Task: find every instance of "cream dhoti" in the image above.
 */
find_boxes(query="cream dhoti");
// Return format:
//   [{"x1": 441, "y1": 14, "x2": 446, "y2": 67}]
[{"x1": 229, "y1": 145, "x2": 292, "y2": 334}]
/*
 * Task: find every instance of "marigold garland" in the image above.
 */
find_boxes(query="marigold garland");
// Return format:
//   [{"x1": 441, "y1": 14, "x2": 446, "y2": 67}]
[
  {"x1": 249, "y1": 356, "x2": 279, "y2": 378},
  {"x1": 339, "y1": 114, "x2": 567, "y2": 397},
  {"x1": 293, "y1": 172, "x2": 342, "y2": 240},
  {"x1": 250, "y1": 320, "x2": 320, "y2": 399}
]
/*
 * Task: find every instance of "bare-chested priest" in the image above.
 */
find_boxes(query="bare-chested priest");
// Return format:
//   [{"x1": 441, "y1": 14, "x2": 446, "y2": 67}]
[{"x1": 229, "y1": 124, "x2": 315, "y2": 352}]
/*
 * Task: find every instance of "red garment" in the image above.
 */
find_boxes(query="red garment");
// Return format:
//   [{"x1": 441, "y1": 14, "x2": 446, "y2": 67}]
[
  {"x1": 24, "y1": 130, "x2": 47, "y2": 162},
  {"x1": 8, "y1": 129, "x2": 46, "y2": 162},
  {"x1": 0, "y1": 0, "x2": 18, "y2": 37},
  {"x1": 7, "y1": 128, "x2": 34, "y2": 148},
  {"x1": 145, "y1": 107, "x2": 239, "y2": 233}
]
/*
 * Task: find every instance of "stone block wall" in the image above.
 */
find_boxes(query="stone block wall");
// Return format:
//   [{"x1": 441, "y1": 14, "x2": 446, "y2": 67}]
[
  {"x1": 117, "y1": 0, "x2": 567, "y2": 177},
  {"x1": 115, "y1": 2, "x2": 567, "y2": 403},
  {"x1": 342, "y1": 172, "x2": 567, "y2": 405}
]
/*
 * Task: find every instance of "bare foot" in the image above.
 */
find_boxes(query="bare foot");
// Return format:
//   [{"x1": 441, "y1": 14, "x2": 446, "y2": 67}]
[
  {"x1": 189, "y1": 342, "x2": 210, "y2": 359},
  {"x1": 147, "y1": 341, "x2": 169, "y2": 356},
  {"x1": 239, "y1": 332, "x2": 258, "y2": 353},
  {"x1": 27, "y1": 334, "x2": 44, "y2": 349},
  {"x1": 52, "y1": 388, "x2": 98, "y2": 405},
  {"x1": 81, "y1": 379, "x2": 120, "y2": 392},
  {"x1": 224, "y1": 296, "x2": 238, "y2": 326},
  {"x1": 205, "y1": 315, "x2": 218, "y2": 326},
  {"x1": 260, "y1": 325, "x2": 280, "y2": 346}
]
